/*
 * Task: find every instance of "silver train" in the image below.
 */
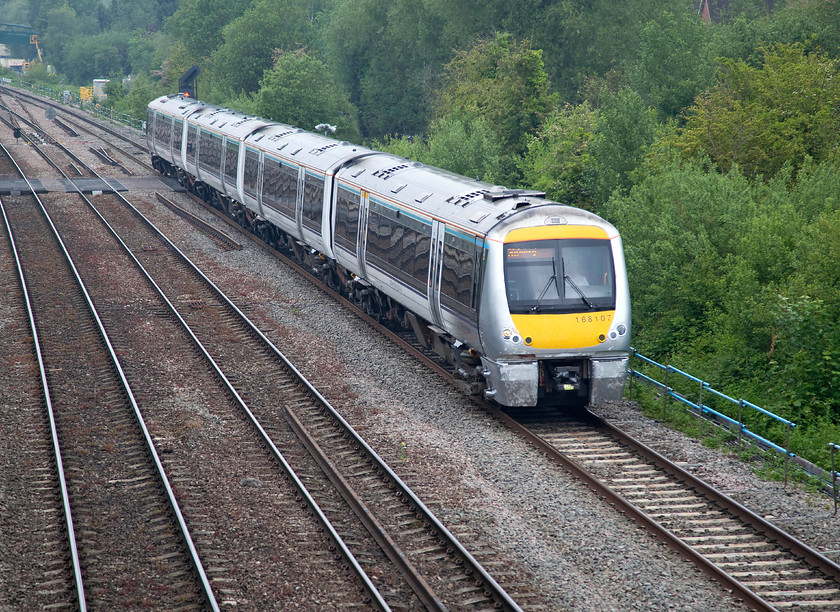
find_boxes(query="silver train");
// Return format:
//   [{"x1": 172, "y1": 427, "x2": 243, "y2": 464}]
[{"x1": 147, "y1": 94, "x2": 631, "y2": 407}]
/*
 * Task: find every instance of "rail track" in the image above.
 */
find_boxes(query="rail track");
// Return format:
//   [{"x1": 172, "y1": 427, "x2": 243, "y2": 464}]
[
  {"x1": 1, "y1": 88, "x2": 533, "y2": 609},
  {"x1": 12, "y1": 83, "x2": 840, "y2": 610},
  {"x1": 166, "y1": 153, "x2": 840, "y2": 611},
  {"x1": 0, "y1": 142, "x2": 216, "y2": 610},
  {"x1": 497, "y1": 407, "x2": 840, "y2": 611}
]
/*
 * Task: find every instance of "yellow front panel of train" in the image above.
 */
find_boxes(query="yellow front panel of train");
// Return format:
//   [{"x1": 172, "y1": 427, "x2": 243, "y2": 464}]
[{"x1": 511, "y1": 311, "x2": 615, "y2": 349}]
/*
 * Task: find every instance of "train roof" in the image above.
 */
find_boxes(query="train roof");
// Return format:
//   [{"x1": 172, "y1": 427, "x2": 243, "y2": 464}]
[
  {"x1": 246, "y1": 126, "x2": 373, "y2": 173},
  {"x1": 149, "y1": 94, "x2": 616, "y2": 237},
  {"x1": 149, "y1": 94, "x2": 207, "y2": 120},
  {"x1": 188, "y1": 104, "x2": 274, "y2": 140}
]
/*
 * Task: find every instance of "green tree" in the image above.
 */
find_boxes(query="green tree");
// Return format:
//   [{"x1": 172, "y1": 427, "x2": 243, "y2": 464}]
[
  {"x1": 604, "y1": 155, "x2": 759, "y2": 360},
  {"x1": 40, "y1": 4, "x2": 87, "y2": 74},
  {"x1": 670, "y1": 43, "x2": 840, "y2": 178},
  {"x1": 126, "y1": 29, "x2": 174, "y2": 76},
  {"x1": 376, "y1": 115, "x2": 502, "y2": 183},
  {"x1": 436, "y1": 33, "x2": 557, "y2": 184},
  {"x1": 769, "y1": 295, "x2": 840, "y2": 424},
  {"x1": 511, "y1": 0, "x2": 677, "y2": 102},
  {"x1": 112, "y1": 73, "x2": 163, "y2": 121},
  {"x1": 63, "y1": 31, "x2": 130, "y2": 82},
  {"x1": 724, "y1": 0, "x2": 840, "y2": 61},
  {"x1": 518, "y1": 102, "x2": 599, "y2": 210},
  {"x1": 324, "y1": 0, "x2": 451, "y2": 136},
  {"x1": 629, "y1": 10, "x2": 715, "y2": 120},
  {"x1": 254, "y1": 50, "x2": 361, "y2": 142},
  {"x1": 590, "y1": 87, "x2": 657, "y2": 206},
  {"x1": 208, "y1": 0, "x2": 312, "y2": 96},
  {"x1": 3, "y1": 0, "x2": 30, "y2": 25},
  {"x1": 438, "y1": 33, "x2": 555, "y2": 154},
  {"x1": 166, "y1": 0, "x2": 252, "y2": 61}
]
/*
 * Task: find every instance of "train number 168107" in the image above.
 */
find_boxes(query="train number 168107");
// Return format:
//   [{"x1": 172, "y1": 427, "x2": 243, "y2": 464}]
[{"x1": 575, "y1": 313, "x2": 612, "y2": 324}]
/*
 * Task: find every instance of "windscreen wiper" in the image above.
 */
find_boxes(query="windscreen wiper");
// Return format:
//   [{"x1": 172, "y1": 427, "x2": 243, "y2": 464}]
[
  {"x1": 530, "y1": 258, "x2": 560, "y2": 312},
  {"x1": 564, "y1": 274, "x2": 595, "y2": 309}
]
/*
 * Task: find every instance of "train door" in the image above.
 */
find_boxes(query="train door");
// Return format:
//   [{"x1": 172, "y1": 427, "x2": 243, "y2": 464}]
[
  {"x1": 255, "y1": 151, "x2": 265, "y2": 217},
  {"x1": 166, "y1": 116, "x2": 175, "y2": 164},
  {"x1": 295, "y1": 166, "x2": 305, "y2": 237},
  {"x1": 357, "y1": 190, "x2": 371, "y2": 279},
  {"x1": 427, "y1": 220, "x2": 445, "y2": 328}
]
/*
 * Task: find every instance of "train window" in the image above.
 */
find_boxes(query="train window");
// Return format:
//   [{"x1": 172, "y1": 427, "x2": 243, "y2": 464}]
[
  {"x1": 243, "y1": 148, "x2": 260, "y2": 198},
  {"x1": 154, "y1": 114, "x2": 171, "y2": 147},
  {"x1": 198, "y1": 130, "x2": 222, "y2": 176},
  {"x1": 224, "y1": 139, "x2": 238, "y2": 185},
  {"x1": 187, "y1": 126, "x2": 198, "y2": 159},
  {"x1": 365, "y1": 202, "x2": 430, "y2": 293},
  {"x1": 335, "y1": 186, "x2": 360, "y2": 252},
  {"x1": 441, "y1": 232, "x2": 476, "y2": 314},
  {"x1": 504, "y1": 238, "x2": 615, "y2": 314},
  {"x1": 302, "y1": 174, "x2": 324, "y2": 233},
  {"x1": 261, "y1": 158, "x2": 297, "y2": 219},
  {"x1": 173, "y1": 119, "x2": 184, "y2": 154}
]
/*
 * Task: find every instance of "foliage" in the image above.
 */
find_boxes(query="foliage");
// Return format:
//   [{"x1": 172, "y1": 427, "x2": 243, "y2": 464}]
[
  {"x1": 254, "y1": 49, "x2": 361, "y2": 143},
  {"x1": 375, "y1": 115, "x2": 503, "y2": 183},
  {"x1": 323, "y1": 0, "x2": 452, "y2": 137},
  {"x1": 605, "y1": 155, "x2": 758, "y2": 360},
  {"x1": 207, "y1": 0, "x2": 314, "y2": 96},
  {"x1": 124, "y1": 29, "x2": 175, "y2": 77},
  {"x1": 606, "y1": 149, "x2": 840, "y2": 435},
  {"x1": 519, "y1": 102, "x2": 599, "y2": 210},
  {"x1": 62, "y1": 31, "x2": 131, "y2": 83},
  {"x1": 110, "y1": 73, "x2": 165, "y2": 120},
  {"x1": 669, "y1": 43, "x2": 840, "y2": 178},
  {"x1": 769, "y1": 296, "x2": 840, "y2": 423},
  {"x1": 165, "y1": 0, "x2": 252, "y2": 62},
  {"x1": 437, "y1": 33, "x2": 556, "y2": 156},
  {"x1": 628, "y1": 10, "x2": 715, "y2": 120},
  {"x1": 2, "y1": 0, "x2": 30, "y2": 25},
  {"x1": 589, "y1": 88, "x2": 657, "y2": 208}
]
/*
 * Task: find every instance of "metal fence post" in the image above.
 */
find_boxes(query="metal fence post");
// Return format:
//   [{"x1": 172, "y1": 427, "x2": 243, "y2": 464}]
[
  {"x1": 830, "y1": 444, "x2": 839, "y2": 516},
  {"x1": 784, "y1": 422, "x2": 792, "y2": 488},
  {"x1": 663, "y1": 366, "x2": 670, "y2": 420},
  {"x1": 737, "y1": 399, "x2": 744, "y2": 448}
]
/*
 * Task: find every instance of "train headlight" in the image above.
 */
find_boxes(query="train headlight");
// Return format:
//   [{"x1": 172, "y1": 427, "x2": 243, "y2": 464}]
[{"x1": 616, "y1": 324, "x2": 627, "y2": 336}]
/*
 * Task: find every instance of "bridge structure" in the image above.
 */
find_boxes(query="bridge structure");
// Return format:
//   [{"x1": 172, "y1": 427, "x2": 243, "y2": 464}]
[{"x1": 0, "y1": 24, "x2": 36, "y2": 47}]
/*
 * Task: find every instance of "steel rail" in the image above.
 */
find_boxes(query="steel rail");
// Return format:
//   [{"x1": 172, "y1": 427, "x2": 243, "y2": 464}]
[
  {"x1": 284, "y1": 407, "x2": 447, "y2": 611},
  {"x1": 155, "y1": 191, "x2": 242, "y2": 250},
  {"x1": 184, "y1": 194, "x2": 525, "y2": 611},
  {"x1": 0, "y1": 84, "x2": 149, "y2": 154},
  {"x1": 591, "y1": 411, "x2": 840, "y2": 582},
  {"x1": 0, "y1": 141, "x2": 222, "y2": 612},
  {"x1": 488, "y1": 406, "x2": 780, "y2": 612},
  {"x1": 72, "y1": 169, "x2": 392, "y2": 610},
  {"x1": 104, "y1": 168, "x2": 523, "y2": 609},
  {"x1": 0, "y1": 145, "x2": 86, "y2": 612}
]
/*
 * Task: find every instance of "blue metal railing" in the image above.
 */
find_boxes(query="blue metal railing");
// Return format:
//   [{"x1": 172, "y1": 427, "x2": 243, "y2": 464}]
[{"x1": 628, "y1": 348, "x2": 839, "y2": 490}]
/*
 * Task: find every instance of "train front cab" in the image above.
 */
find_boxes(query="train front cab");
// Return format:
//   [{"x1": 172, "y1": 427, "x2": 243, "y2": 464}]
[{"x1": 482, "y1": 224, "x2": 629, "y2": 407}]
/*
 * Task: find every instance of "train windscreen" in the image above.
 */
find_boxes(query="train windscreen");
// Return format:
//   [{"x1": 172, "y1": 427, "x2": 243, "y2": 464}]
[{"x1": 504, "y1": 239, "x2": 615, "y2": 314}]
